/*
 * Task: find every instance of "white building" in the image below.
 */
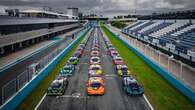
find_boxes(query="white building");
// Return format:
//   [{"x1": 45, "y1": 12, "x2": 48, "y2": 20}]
[
  {"x1": 0, "y1": 7, "x2": 8, "y2": 16},
  {"x1": 67, "y1": 8, "x2": 79, "y2": 17}
]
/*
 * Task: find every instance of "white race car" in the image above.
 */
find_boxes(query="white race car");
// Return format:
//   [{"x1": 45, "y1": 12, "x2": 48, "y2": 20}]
[{"x1": 90, "y1": 57, "x2": 101, "y2": 64}]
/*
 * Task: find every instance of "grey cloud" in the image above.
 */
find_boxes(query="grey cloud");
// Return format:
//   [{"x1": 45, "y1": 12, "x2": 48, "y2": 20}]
[{"x1": 0, "y1": 0, "x2": 194, "y2": 17}]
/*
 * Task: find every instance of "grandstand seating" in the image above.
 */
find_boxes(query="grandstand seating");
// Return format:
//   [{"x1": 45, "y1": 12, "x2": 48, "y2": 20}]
[
  {"x1": 149, "y1": 21, "x2": 189, "y2": 38},
  {"x1": 122, "y1": 20, "x2": 195, "y2": 56},
  {"x1": 138, "y1": 21, "x2": 163, "y2": 33},
  {"x1": 171, "y1": 24, "x2": 195, "y2": 36},
  {"x1": 125, "y1": 21, "x2": 143, "y2": 30},
  {"x1": 129, "y1": 21, "x2": 148, "y2": 31}
]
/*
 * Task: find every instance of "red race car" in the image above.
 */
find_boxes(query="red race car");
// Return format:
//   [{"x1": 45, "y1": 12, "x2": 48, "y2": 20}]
[
  {"x1": 90, "y1": 51, "x2": 100, "y2": 57},
  {"x1": 77, "y1": 47, "x2": 84, "y2": 54}
]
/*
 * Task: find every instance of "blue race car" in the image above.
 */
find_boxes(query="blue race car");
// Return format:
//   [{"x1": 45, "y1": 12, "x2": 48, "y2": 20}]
[
  {"x1": 122, "y1": 76, "x2": 144, "y2": 96},
  {"x1": 73, "y1": 51, "x2": 82, "y2": 58},
  {"x1": 60, "y1": 64, "x2": 75, "y2": 76}
]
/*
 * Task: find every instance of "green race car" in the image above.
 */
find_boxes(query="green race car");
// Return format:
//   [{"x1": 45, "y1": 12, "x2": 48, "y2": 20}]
[
  {"x1": 60, "y1": 64, "x2": 75, "y2": 76},
  {"x1": 123, "y1": 76, "x2": 144, "y2": 96},
  {"x1": 47, "y1": 76, "x2": 68, "y2": 96},
  {"x1": 68, "y1": 57, "x2": 79, "y2": 65}
]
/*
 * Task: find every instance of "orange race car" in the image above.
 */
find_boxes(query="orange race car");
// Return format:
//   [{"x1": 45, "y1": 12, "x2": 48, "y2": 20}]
[{"x1": 87, "y1": 77, "x2": 105, "y2": 95}]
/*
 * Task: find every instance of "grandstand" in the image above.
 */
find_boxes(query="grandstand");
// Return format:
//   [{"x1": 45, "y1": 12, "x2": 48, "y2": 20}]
[
  {"x1": 137, "y1": 9, "x2": 195, "y2": 20},
  {"x1": 122, "y1": 19, "x2": 195, "y2": 67}
]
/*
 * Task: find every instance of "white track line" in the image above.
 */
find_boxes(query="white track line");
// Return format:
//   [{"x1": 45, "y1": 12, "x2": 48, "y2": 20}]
[
  {"x1": 102, "y1": 25, "x2": 155, "y2": 110},
  {"x1": 34, "y1": 93, "x2": 46, "y2": 110},
  {"x1": 56, "y1": 95, "x2": 88, "y2": 99},
  {"x1": 143, "y1": 94, "x2": 154, "y2": 110}
]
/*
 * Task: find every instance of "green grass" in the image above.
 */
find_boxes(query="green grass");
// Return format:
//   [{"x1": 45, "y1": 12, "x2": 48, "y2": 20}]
[
  {"x1": 110, "y1": 21, "x2": 127, "y2": 29},
  {"x1": 100, "y1": 22, "x2": 195, "y2": 110},
  {"x1": 16, "y1": 30, "x2": 89, "y2": 110}
]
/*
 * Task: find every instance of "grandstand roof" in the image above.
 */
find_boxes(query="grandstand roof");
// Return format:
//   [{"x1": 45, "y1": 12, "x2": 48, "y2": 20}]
[{"x1": 0, "y1": 17, "x2": 78, "y2": 26}]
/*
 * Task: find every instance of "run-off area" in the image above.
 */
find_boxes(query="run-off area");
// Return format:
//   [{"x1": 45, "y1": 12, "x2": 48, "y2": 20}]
[{"x1": 38, "y1": 27, "x2": 150, "y2": 110}]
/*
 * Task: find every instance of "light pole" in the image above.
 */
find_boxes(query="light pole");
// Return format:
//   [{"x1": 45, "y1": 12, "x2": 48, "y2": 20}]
[{"x1": 190, "y1": 10, "x2": 192, "y2": 24}]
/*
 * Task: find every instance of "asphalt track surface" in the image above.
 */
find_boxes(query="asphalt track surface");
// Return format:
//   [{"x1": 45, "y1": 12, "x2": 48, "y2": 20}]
[
  {"x1": 0, "y1": 29, "x2": 80, "y2": 100},
  {"x1": 38, "y1": 28, "x2": 151, "y2": 110}
]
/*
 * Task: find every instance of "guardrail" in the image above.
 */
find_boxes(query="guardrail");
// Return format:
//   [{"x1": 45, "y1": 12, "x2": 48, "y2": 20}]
[
  {"x1": 104, "y1": 25, "x2": 195, "y2": 102},
  {"x1": 0, "y1": 27, "x2": 91, "y2": 110}
]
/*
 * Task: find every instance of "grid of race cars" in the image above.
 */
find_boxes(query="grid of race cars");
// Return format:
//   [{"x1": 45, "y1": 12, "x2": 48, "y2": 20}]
[
  {"x1": 47, "y1": 30, "x2": 90, "y2": 96},
  {"x1": 46, "y1": 27, "x2": 144, "y2": 96},
  {"x1": 87, "y1": 28, "x2": 105, "y2": 95},
  {"x1": 101, "y1": 29, "x2": 144, "y2": 96}
]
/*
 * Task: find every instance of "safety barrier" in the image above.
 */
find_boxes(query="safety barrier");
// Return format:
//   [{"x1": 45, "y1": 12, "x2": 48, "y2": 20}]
[
  {"x1": 0, "y1": 27, "x2": 90, "y2": 110},
  {"x1": 0, "y1": 40, "x2": 59, "y2": 73},
  {"x1": 104, "y1": 25, "x2": 195, "y2": 102}
]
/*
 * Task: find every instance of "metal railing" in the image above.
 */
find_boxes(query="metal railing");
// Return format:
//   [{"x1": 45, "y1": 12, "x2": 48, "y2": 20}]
[{"x1": 0, "y1": 47, "x2": 62, "y2": 105}]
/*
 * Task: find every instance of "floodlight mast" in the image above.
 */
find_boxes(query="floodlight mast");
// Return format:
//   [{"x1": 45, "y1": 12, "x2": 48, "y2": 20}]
[{"x1": 135, "y1": 0, "x2": 137, "y2": 15}]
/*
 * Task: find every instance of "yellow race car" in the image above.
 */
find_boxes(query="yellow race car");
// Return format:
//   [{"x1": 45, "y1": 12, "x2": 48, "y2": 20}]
[
  {"x1": 89, "y1": 64, "x2": 103, "y2": 77},
  {"x1": 116, "y1": 65, "x2": 131, "y2": 76}
]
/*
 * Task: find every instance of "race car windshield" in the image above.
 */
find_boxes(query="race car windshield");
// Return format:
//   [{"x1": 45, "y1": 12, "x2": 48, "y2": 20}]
[
  {"x1": 64, "y1": 66, "x2": 70, "y2": 69},
  {"x1": 116, "y1": 59, "x2": 122, "y2": 61},
  {"x1": 92, "y1": 67, "x2": 100, "y2": 70},
  {"x1": 51, "y1": 83, "x2": 61, "y2": 89},
  {"x1": 93, "y1": 48, "x2": 98, "y2": 50},
  {"x1": 121, "y1": 68, "x2": 128, "y2": 71},
  {"x1": 129, "y1": 83, "x2": 139, "y2": 89},
  {"x1": 92, "y1": 58, "x2": 98, "y2": 62},
  {"x1": 70, "y1": 59, "x2": 75, "y2": 62},
  {"x1": 113, "y1": 53, "x2": 118, "y2": 55},
  {"x1": 91, "y1": 82, "x2": 101, "y2": 88}
]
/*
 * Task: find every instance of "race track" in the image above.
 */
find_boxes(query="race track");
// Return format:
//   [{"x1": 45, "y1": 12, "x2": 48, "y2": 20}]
[{"x1": 37, "y1": 27, "x2": 151, "y2": 110}]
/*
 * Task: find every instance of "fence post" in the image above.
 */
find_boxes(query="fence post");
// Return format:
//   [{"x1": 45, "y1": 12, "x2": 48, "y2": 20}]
[
  {"x1": 168, "y1": 55, "x2": 174, "y2": 73},
  {"x1": 149, "y1": 47, "x2": 152, "y2": 58},
  {"x1": 180, "y1": 62, "x2": 183, "y2": 80},
  {"x1": 158, "y1": 51, "x2": 161, "y2": 64}
]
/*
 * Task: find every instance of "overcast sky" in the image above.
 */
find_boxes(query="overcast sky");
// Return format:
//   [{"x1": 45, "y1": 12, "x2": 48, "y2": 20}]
[{"x1": 0, "y1": 0, "x2": 194, "y2": 17}]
